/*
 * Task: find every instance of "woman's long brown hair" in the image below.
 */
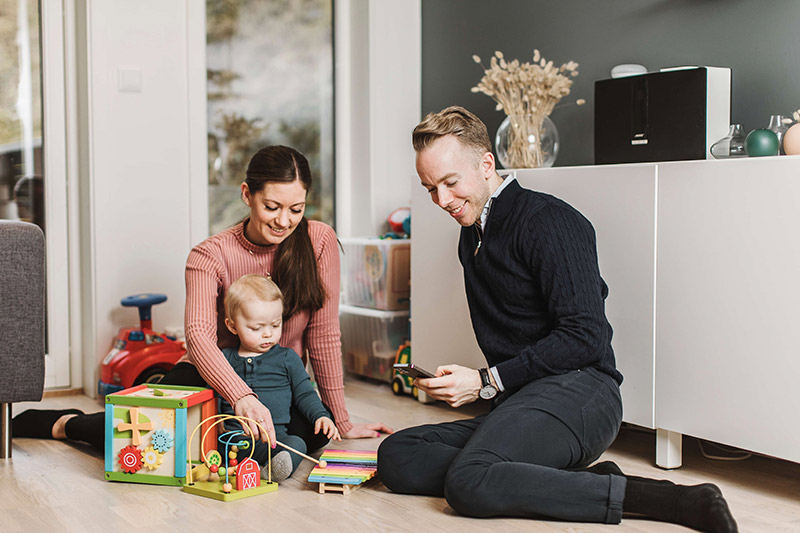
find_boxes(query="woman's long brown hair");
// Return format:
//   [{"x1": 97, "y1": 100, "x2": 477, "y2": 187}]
[{"x1": 244, "y1": 145, "x2": 325, "y2": 318}]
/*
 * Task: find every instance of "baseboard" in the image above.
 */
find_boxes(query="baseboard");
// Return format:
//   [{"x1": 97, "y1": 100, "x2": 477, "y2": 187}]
[{"x1": 42, "y1": 388, "x2": 85, "y2": 398}]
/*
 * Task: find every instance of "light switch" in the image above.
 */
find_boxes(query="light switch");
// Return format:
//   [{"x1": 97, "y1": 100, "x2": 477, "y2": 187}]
[{"x1": 118, "y1": 67, "x2": 142, "y2": 93}]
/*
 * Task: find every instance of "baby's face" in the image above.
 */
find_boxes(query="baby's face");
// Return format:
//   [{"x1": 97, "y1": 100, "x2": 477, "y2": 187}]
[{"x1": 227, "y1": 298, "x2": 283, "y2": 355}]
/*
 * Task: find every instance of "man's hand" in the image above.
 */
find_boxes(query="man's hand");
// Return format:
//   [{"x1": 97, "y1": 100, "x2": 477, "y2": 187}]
[
  {"x1": 414, "y1": 364, "x2": 481, "y2": 407},
  {"x1": 234, "y1": 394, "x2": 277, "y2": 448}
]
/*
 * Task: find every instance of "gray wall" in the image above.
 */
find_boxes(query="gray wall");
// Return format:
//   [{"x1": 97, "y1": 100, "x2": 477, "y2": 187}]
[{"x1": 421, "y1": 0, "x2": 800, "y2": 167}]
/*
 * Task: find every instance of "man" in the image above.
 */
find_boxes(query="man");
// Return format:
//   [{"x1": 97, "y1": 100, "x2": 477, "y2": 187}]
[{"x1": 377, "y1": 106, "x2": 737, "y2": 532}]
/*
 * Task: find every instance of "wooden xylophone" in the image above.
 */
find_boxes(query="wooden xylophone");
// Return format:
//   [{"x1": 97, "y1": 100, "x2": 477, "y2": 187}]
[{"x1": 307, "y1": 449, "x2": 378, "y2": 494}]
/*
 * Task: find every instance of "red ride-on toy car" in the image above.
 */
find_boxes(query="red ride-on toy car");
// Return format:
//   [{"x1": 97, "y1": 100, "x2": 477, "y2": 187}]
[{"x1": 97, "y1": 293, "x2": 187, "y2": 397}]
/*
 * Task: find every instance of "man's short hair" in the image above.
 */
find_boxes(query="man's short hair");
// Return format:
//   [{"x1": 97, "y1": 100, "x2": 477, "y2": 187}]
[
  {"x1": 224, "y1": 274, "x2": 283, "y2": 320},
  {"x1": 412, "y1": 106, "x2": 492, "y2": 157}
]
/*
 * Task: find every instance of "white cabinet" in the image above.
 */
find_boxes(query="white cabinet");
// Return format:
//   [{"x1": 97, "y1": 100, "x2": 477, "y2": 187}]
[
  {"x1": 656, "y1": 157, "x2": 800, "y2": 465},
  {"x1": 411, "y1": 156, "x2": 800, "y2": 468}
]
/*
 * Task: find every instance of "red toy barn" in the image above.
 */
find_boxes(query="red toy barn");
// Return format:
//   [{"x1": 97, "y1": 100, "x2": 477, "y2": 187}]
[{"x1": 236, "y1": 457, "x2": 260, "y2": 491}]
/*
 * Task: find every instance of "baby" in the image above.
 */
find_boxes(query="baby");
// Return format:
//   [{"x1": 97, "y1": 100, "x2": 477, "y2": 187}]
[{"x1": 220, "y1": 274, "x2": 339, "y2": 481}]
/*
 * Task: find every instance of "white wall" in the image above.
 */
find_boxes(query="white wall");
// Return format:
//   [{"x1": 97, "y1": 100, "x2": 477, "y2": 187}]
[
  {"x1": 335, "y1": 0, "x2": 421, "y2": 237},
  {"x1": 76, "y1": 0, "x2": 207, "y2": 395}
]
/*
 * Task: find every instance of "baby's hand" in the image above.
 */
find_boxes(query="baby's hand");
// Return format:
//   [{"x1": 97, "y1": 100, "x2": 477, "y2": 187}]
[{"x1": 314, "y1": 416, "x2": 341, "y2": 441}]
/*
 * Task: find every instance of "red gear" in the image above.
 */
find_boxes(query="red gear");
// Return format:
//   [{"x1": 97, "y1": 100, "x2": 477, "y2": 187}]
[{"x1": 118, "y1": 445, "x2": 143, "y2": 473}]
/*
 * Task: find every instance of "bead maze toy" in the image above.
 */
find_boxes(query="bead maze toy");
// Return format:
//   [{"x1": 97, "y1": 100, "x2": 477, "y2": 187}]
[
  {"x1": 182, "y1": 414, "x2": 330, "y2": 501},
  {"x1": 104, "y1": 384, "x2": 216, "y2": 486},
  {"x1": 307, "y1": 449, "x2": 378, "y2": 494},
  {"x1": 182, "y1": 414, "x2": 279, "y2": 501}
]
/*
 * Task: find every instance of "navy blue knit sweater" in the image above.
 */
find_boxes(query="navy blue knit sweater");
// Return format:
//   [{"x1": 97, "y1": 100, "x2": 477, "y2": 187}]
[{"x1": 459, "y1": 179, "x2": 623, "y2": 391}]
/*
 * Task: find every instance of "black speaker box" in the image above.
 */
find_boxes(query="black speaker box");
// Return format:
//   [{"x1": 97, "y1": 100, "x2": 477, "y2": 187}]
[{"x1": 594, "y1": 67, "x2": 731, "y2": 165}]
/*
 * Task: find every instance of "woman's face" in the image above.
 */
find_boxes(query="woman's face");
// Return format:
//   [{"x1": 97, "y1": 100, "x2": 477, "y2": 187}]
[{"x1": 242, "y1": 179, "x2": 307, "y2": 246}]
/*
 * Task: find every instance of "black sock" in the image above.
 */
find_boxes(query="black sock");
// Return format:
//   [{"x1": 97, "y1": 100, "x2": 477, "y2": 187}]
[
  {"x1": 12, "y1": 409, "x2": 84, "y2": 440},
  {"x1": 624, "y1": 478, "x2": 738, "y2": 532}
]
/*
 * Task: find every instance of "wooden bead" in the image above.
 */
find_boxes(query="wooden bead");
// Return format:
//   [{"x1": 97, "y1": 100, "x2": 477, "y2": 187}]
[
  {"x1": 222, "y1": 483, "x2": 232, "y2": 493},
  {"x1": 209, "y1": 464, "x2": 219, "y2": 473},
  {"x1": 318, "y1": 460, "x2": 327, "y2": 469},
  {"x1": 231, "y1": 445, "x2": 239, "y2": 453},
  {"x1": 229, "y1": 450, "x2": 237, "y2": 459},
  {"x1": 228, "y1": 458, "x2": 238, "y2": 467}
]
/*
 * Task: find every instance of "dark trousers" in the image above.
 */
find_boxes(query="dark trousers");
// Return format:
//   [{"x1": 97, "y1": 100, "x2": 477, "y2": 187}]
[
  {"x1": 377, "y1": 367, "x2": 626, "y2": 524},
  {"x1": 66, "y1": 362, "x2": 330, "y2": 453}
]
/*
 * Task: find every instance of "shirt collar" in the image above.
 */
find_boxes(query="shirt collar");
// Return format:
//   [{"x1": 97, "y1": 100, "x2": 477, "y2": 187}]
[{"x1": 479, "y1": 175, "x2": 516, "y2": 229}]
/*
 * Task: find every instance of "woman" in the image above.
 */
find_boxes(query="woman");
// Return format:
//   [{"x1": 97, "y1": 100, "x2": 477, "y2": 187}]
[{"x1": 14, "y1": 145, "x2": 391, "y2": 451}]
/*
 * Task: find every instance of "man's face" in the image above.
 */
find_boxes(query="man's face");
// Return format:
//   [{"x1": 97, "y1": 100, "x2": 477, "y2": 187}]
[{"x1": 416, "y1": 136, "x2": 493, "y2": 227}]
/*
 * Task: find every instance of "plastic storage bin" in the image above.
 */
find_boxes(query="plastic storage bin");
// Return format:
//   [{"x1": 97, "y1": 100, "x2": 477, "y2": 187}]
[
  {"x1": 340, "y1": 304, "x2": 409, "y2": 382},
  {"x1": 340, "y1": 238, "x2": 410, "y2": 310}
]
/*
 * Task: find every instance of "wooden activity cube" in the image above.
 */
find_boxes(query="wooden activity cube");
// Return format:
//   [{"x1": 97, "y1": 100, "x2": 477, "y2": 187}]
[{"x1": 104, "y1": 384, "x2": 216, "y2": 486}]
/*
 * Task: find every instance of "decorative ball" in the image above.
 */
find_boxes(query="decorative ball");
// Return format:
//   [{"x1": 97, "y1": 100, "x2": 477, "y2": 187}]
[
  {"x1": 228, "y1": 450, "x2": 237, "y2": 459},
  {"x1": 318, "y1": 460, "x2": 327, "y2": 469},
  {"x1": 783, "y1": 123, "x2": 800, "y2": 156},
  {"x1": 222, "y1": 483, "x2": 232, "y2": 493},
  {"x1": 745, "y1": 128, "x2": 779, "y2": 157},
  {"x1": 218, "y1": 466, "x2": 226, "y2": 476},
  {"x1": 209, "y1": 464, "x2": 219, "y2": 473},
  {"x1": 231, "y1": 445, "x2": 239, "y2": 453},
  {"x1": 228, "y1": 458, "x2": 238, "y2": 467}
]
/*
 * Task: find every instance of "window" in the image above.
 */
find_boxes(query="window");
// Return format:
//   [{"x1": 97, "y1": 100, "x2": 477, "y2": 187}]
[
  {"x1": 0, "y1": 0, "x2": 43, "y2": 228},
  {"x1": 206, "y1": 0, "x2": 334, "y2": 235}
]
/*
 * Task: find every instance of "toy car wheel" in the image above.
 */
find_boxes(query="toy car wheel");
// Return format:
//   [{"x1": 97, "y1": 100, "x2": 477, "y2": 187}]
[
  {"x1": 391, "y1": 377, "x2": 404, "y2": 396},
  {"x1": 135, "y1": 367, "x2": 168, "y2": 385},
  {"x1": 412, "y1": 386, "x2": 419, "y2": 399}
]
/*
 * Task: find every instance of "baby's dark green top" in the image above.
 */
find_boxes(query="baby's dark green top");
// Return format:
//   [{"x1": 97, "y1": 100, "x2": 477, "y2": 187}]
[{"x1": 218, "y1": 344, "x2": 329, "y2": 428}]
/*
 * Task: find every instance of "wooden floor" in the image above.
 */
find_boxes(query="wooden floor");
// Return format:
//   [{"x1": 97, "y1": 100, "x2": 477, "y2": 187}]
[{"x1": 4, "y1": 377, "x2": 800, "y2": 532}]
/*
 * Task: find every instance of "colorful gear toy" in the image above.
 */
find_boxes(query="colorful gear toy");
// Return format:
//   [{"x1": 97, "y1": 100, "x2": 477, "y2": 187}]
[
  {"x1": 141, "y1": 446, "x2": 164, "y2": 470},
  {"x1": 118, "y1": 445, "x2": 143, "y2": 473},
  {"x1": 150, "y1": 429, "x2": 174, "y2": 452}
]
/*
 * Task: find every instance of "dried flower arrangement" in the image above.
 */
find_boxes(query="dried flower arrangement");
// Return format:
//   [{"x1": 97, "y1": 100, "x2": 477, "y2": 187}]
[{"x1": 472, "y1": 50, "x2": 584, "y2": 168}]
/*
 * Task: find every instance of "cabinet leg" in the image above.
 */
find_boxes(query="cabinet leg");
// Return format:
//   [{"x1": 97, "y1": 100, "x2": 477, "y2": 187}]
[{"x1": 656, "y1": 428, "x2": 683, "y2": 469}]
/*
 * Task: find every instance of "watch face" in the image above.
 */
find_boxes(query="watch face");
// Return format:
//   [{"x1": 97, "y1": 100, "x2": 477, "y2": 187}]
[{"x1": 479, "y1": 385, "x2": 497, "y2": 400}]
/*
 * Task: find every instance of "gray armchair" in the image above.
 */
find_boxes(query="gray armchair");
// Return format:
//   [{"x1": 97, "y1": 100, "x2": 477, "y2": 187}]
[{"x1": 0, "y1": 220, "x2": 46, "y2": 459}]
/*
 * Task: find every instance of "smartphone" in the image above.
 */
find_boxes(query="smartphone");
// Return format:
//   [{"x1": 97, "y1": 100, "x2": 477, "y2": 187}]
[{"x1": 393, "y1": 363, "x2": 435, "y2": 379}]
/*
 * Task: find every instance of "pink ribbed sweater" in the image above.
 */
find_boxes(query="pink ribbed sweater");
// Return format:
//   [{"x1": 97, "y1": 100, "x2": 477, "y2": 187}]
[{"x1": 181, "y1": 219, "x2": 351, "y2": 433}]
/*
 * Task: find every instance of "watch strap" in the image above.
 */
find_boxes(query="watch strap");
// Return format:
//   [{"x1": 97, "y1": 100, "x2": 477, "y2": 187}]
[{"x1": 479, "y1": 367, "x2": 491, "y2": 387}]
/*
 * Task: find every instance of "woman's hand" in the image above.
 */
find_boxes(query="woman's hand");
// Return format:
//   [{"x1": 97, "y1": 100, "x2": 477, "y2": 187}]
[
  {"x1": 234, "y1": 394, "x2": 277, "y2": 448},
  {"x1": 341, "y1": 422, "x2": 394, "y2": 439},
  {"x1": 315, "y1": 416, "x2": 341, "y2": 441},
  {"x1": 414, "y1": 364, "x2": 481, "y2": 407}
]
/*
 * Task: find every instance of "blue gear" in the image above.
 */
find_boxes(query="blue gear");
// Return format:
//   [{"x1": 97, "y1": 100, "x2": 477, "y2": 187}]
[{"x1": 150, "y1": 429, "x2": 174, "y2": 452}]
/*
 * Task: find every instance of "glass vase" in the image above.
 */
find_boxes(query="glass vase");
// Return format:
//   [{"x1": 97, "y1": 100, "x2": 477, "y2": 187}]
[
  {"x1": 495, "y1": 114, "x2": 559, "y2": 169},
  {"x1": 767, "y1": 114, "x2": 791, "y2": 155},
  {"x1": 710, "y1": 124, "x2": 747, "y2": 159}
]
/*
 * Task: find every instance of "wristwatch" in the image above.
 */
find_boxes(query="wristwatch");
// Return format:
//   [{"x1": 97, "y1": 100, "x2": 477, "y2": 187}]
[{"x1": 478, "y1": 367, "x2": 498, "y2": 400}]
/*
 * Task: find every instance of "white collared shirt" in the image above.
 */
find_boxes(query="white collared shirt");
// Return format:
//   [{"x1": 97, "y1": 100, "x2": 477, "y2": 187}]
[{"x1": 478, "y1": 175, "x2": 516, "y2": 230}]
